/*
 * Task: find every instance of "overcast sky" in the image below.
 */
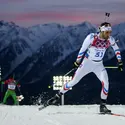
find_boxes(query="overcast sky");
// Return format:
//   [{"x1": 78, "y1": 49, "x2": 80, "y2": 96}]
[{"x1": 0, "y1": 0, "x2": 125, "y2": 27}]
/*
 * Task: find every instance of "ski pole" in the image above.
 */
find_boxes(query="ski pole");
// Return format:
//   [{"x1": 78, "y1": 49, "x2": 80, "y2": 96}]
[
  {"x1": 64, "y1": 68, "x2": 77, "y2": 76},
  {"x1": 0, "y1": 67, "x2": 1, "y2": 81},
  {"x1": 105, "y1": 66, "x2": 118, "y2": 69},
  {"x1": 17, "y1": 86, "x2": 22, "y2": 95}
]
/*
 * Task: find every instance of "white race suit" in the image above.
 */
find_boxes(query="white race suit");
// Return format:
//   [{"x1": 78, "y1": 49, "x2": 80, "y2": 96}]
[{"x1": 60, "y1": 33, "x2": 121, "y2": 100}]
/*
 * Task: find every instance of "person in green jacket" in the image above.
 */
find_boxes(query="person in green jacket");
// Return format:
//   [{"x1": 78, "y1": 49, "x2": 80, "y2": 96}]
[{"x1": 1, "y1": 77, "x2": 20, "y2": 105}]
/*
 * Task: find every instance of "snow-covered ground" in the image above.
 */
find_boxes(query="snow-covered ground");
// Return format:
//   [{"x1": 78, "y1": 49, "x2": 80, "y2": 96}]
[{"x1": 0, "y1": 105, "x2": 125, "y2": 125}]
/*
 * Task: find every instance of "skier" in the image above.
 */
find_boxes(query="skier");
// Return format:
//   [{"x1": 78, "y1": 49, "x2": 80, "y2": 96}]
[
  {"x1": 1, "y1": 77, "x2": 21, "y2": 105},
  {"x1": 44, "y1": 22, "x2": 123, "y2": 113}
]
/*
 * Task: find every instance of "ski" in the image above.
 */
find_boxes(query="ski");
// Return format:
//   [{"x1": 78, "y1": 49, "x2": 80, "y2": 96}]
[
  {"x1": 38, "y1": 105, "x2": 48, "y2": 111},
  {"x1": 38, "y1": 100, "x2": 50, "y2": 111},
  {"x1": 38, "y1": 100, "x2": 59, "y2": 111},
  {"x1": 99, "y1": 112, "x2": 125, "y2": 117},
  {"x1": 38, "y1": 97, "x2": 53, "y2": 111},
  {"x1": 109, "y1": 113, "x2": 125, "y2": 117},
  {"x1": 38, "y1": 104, "x2": 125, "y2": 118},
  {"x1": 39, "y1": 93, "x2": 61, "y2": 111}
]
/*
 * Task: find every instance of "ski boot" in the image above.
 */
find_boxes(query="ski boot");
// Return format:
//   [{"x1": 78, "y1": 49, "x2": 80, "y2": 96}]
[
  {"x1": 44, "y1": 92, "x2": 62, "y2": 107},
  {"x1": 100, "y1": 100, "x2": 111, "y2": 114}
]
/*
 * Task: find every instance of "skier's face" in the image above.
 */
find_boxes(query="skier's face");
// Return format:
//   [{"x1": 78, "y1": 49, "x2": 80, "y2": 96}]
[
  {"x1": 102, "y1": 30, "x2": 112, "y2": 40},
  {"x1": 100, "y1": 23, "x2": 112, "y2": 40}
]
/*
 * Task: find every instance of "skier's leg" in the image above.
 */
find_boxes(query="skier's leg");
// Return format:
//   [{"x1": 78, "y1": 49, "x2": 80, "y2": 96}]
[
  {"x1": 60, "y1": 58, "x2": 93, "y2": 94},
  {"x1": 94, "y1": 62, "x2": 111, "y2": 113},
  {"x1": 11, "y1": 91, "x2": 19, "y2": 105},
  {"x1": 46, "y1": 58, "x2": 94, "y2": 106},
  {"x1": 3, "y1": 90, "x2": 10, "y2": 104}
]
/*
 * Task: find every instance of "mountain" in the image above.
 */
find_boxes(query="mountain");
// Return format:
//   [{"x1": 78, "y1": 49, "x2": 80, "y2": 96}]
[
  {"x1": 0, "y1": 21, "x2": 64, "y2": 75},
  {"x1": 0, "y1": 20, "x2": 125, "y2": 105},
  {"x1": 0, "y1": 21, "x2": 96, "y2": 81}
]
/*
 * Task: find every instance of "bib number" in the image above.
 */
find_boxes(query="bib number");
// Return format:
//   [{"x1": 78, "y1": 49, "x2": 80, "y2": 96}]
[
  {"x1": 95, "y1": 51, "x2": 104, "y2": 57},
  {"x1": 8, "y1": 85, "x2": 16, "y2": 90}
]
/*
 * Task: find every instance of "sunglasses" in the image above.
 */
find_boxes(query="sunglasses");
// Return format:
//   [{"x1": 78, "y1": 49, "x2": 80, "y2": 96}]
[{"x1": 105, "y1": 31, "x2": 112, "y2": 34}]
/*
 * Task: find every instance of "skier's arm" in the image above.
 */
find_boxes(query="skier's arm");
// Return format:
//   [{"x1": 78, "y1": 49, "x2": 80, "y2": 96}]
[
  {"x1": 76, "y1": 33, "x2": 94, "y2": 63},
  {"x1": 4, "y1": 80, "x2": 9, "y2": 84},
  {"x1": 0, "y1": 79, "x2": 9, "y2": 84},
  {"x1": 110, "y1": 37, "x2": 122, "y2": 62}
]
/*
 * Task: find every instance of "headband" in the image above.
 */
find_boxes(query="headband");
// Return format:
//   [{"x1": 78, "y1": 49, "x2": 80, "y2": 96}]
[{"x1": 100, "y1": 25, "x2": 112, "y2": 32}]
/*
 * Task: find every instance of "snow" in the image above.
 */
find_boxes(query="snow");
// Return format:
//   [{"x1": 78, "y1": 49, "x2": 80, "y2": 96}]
[{"x1": 0, "y1": 105, "x2": 125, "y2": 125}]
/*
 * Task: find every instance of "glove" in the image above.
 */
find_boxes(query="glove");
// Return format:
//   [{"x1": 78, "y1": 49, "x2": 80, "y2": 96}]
[
  {"x1": 17, "y1": 84, "x2": 21, "y2": 87},
  {"x1": 73, "y1": 62, "x2": 80, "y2": 68},
  {"x1": 118, "y1": 61, "x2": 123, "y2": 71}
]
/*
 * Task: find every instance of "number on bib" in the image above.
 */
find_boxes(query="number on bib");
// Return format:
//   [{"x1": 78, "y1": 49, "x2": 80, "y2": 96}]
[
  {"x1": 95, "y1": 51, "x2": 103, "y2": 57},
  {"x1": 8, "y1": 85, "x2": 16, "y2": 90}
]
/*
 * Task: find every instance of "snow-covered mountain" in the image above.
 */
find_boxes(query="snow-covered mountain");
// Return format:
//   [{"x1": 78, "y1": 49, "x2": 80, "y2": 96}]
[
  {"x1": 0, "y1": 21, "x2": 64, "y2": 78},
  {"x1": 0, "y1": 20, "x2": 96, "y2": 81}
]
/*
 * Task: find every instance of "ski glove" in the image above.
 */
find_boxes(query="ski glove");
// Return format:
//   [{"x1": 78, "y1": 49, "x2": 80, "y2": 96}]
[
  {"x1": 118, "y1": 61, "x2": 123, "y2": 71},
  {"x1": 17, "y1": 84, "x2": 21, "y2": 87},
  {"x1": 73, "y1": 62, "x2": 80, "y2": 68}
]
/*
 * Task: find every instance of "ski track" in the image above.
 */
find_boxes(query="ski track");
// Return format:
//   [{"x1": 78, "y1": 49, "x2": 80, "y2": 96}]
[{"x1": 0, "y1": 105, "x2": 125, "y2": 125}]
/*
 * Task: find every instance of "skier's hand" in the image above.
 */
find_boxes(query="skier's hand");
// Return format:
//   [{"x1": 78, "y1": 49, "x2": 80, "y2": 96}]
[
  {"x1": 17, "y1": 84, "x2": 21, "y2": 87},
  {"x1": 118, "y1": 61, "x2": 123, "y2": 71},
  {"x1": 73, "y1": 61, "x2": 80, "y2": 68}
]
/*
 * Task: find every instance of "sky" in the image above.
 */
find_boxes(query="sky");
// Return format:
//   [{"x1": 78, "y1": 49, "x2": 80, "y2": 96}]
[
  {"x1": 0, "y1": 105, "x2": 125, "y2": 125},
  {"x1": 0, "y1": 0, "x2": 125, "y2": 27}
]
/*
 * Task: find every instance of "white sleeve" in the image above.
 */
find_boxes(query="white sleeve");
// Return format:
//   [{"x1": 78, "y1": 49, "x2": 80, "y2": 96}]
[
  {"x1": 110, "y1": 36, "x2": 121, "y2": 61},
  {"x1": 76, "y1": 33, "x2": 94, "y2": 63}
]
